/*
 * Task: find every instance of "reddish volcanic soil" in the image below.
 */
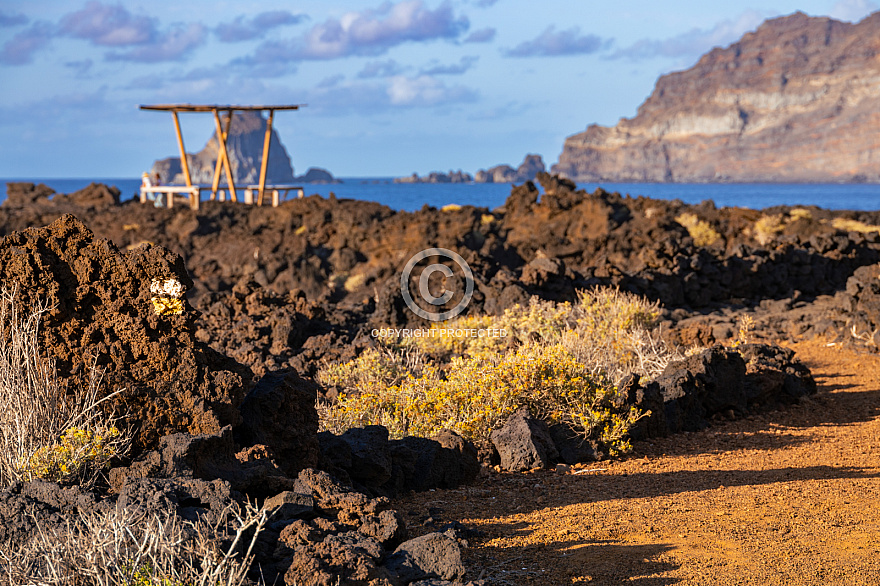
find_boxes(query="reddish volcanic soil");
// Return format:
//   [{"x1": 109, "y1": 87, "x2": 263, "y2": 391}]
[{"x1": 396, "y1": 339, "x2": 880, "y2": 584}]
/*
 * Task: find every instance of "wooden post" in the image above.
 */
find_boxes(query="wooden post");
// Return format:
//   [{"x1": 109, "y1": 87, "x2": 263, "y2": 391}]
[
  {"x1": 210, "y1": 111, "x2": 234, "y2": 200},
  {"x1": 212, "y1": 109, "x2": 238, "y2": 202},
  {"x1": 171, "y1": 111, "x2": 193, "y2": 188},
  {"x1": 272, "y1": 189, "x2": 280, "y2": 207},
  {"x1": 257, "y1": 109, "x2": 275, "y2": 206}
]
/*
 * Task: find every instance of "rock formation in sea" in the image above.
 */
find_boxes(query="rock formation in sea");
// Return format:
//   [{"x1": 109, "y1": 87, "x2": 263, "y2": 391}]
[
  {"x1": 295, "y1": 167, "x2": 341, "y2": 183},
  {"x1": 150, "y1": 111, "x2": 296, "y2": 185},
  {"x1": 475, "y1": 154, "x2": 545, "y2": 183},
  {"x1": 553, "y1": 12, "x2": 880, "y2": 183},
  {"x1": 394, "y1": 170, "x2": 474, "y2": 183}
]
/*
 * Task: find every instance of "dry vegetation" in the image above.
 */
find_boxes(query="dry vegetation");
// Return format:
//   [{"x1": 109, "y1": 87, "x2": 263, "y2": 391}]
[
  {"x1": 0, "y1": 286, "x2": 269, "y2": 585},
  {"x1": 0, "y1": 502, "x2": 269, "y2": 586},
  {"x1": 675, "y1": 212, "x2": 721, "y2": 247},
  {"x1": 318, "y1": 288, "x2": 683, "y2": 455},
  {"x1": 0, "y1": 286, "x2": 128, "y2": 489}
]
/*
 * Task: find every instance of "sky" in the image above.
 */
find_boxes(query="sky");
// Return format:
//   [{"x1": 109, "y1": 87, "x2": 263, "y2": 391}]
[{"x1": 0, "y1": 0, "x2": 878, "y2": 178}]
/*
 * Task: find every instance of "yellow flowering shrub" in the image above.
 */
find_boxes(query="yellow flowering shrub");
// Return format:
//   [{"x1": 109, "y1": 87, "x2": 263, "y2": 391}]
[
  {"x1": 319, "y1": 287, "x2": 677, "y2": 456},
  {"x1": 151, "y1": 297, "x2": 184, "y2": 316},
  {"x1": 122, "y1": 562, "x2": 190, "y2": 586},
  {"x1": 320, "y1": 342, "x2": 644, "y2": 455},
  {"x1": 675, "y1": 212, "x2": 721, "y2": 247},
  {"x1": 21, "y1": 426, "x2": 121, "y2": 484}
]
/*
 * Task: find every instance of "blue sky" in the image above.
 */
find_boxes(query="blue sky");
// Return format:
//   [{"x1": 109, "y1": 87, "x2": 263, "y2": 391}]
[{"x1": 0, "y1": 0, "x2": 877, "y2": 178}]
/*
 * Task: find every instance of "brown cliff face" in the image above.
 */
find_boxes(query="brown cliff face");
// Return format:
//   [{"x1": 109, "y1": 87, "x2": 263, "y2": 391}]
[{"x1": 554, "y1": 12, "x2": 880, "y2": 182}]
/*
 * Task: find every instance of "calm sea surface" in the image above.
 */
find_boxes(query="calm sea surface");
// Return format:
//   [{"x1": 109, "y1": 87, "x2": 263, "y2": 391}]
[{"x1": 2, "y1": 178, "x2": 880, "y2": 212}]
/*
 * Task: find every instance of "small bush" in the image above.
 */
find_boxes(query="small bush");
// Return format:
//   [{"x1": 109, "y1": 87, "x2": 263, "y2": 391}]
[
  {"x1": 319, "y1": 287, "x2": 677, "y2": 455},
  {"x1": 789, "y1": 208, "x2": 813, "y2": 222},
  {"x1": 753, "y1": 214, "x2": 786, "y2": 245},
  {"x1": 22, "y1": 426, "x2": 122, "y2": 485},
  {"x1": 0, "y1": 286, "x2": 128, "y2": 488},
  {"x1": 675, "y1": 212, "x2": 721, "y2": 247},
  {"x1": 320, "y1": 342, "x2": 643, "y2": 455}
]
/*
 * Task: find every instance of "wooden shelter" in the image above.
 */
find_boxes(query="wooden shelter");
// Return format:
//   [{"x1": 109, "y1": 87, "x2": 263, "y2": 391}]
[{"x1": 139, "y1": 104, "x2": 305, "y2": 210}]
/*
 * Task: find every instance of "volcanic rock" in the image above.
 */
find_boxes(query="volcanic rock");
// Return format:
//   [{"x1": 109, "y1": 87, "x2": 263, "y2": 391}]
[
  {"x1": 490, "y1": 408, "x2": 559, "y2": 471},
  {"x1": 0, "y1": 215, "x2": 252, "y2": 456}
]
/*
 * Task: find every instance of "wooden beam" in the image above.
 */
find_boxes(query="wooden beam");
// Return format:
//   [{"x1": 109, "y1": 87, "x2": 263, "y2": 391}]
[
  {"x1": 171, "y1": 111, "x2": 193, "y2": 188},
  {"x1": 213, "y1": 109, "x2": 238, "y2": 202},
  {"x1": 210, "y1": 111, "x2": 233, "y2": 200},
  {"x1": 141, "y1": 104, "x2": 305, "y2": 112},
  {"x1": 257, "y1": 109, "x2": 275, "y2": 206}
]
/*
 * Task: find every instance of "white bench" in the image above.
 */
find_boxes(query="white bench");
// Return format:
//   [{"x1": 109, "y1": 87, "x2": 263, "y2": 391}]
[
  {"x1": 140, "y1": 185, "x2": 200, "y2": 210},
  {"x1": 242, "y1": 185, "x2": 305, "y2": 206}
]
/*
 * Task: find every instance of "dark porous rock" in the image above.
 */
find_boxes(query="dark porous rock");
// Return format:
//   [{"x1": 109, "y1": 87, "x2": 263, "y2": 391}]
[
  {"x1": 357, "y1": 508, "x2": 408, "y2": 549},
  {"x1": 627, "y1": 381, "x2": 668, "y2": 440},
  {"x1": 549, "y1": 424, "x2": 604, "y2": 464},
  {"x1": 738, "y1": 343, "x2": 817, "y2": 408},
  {"x1": 385, "y1": 532, "x2": 466, "y2": 583},
  {"x1": 316, "y1": 430, "x2": 354, "y2": 486},
  {"x1": 265, "y1": 491, "x2": 316, "y2": 522},
  {"x1": 238, "y1": 370, "x2": 320, "y2": 477},
  {"x1": 652, "y1": 345, "x2": 747, "y2": 433},
  {"x1": 0, "y1": 481, "x2": 106, "y2": 547},
  {"x1": 111, "y1": 426, "x2": 295, "y2": 497},
  {"x1": 682, "y1": 345, "x2": 748, "y2": 417},
  {"x1": 384, "y1": 430, "x2": 480, "y2": 496},
  {"x1": 294, "y1": 468, "x2": 393, "y2": 525},
  {"x1": 53, "y1": 183, "x2": 121, "y2": 209},
  {"x1": 650, "y1": 368, "x2": 705, "y2": 434},
  {"x1": 490, "y1": 408, "x2": 559, "y2": 471},
  {"x1": 3, "y1": 182, "x2": 55, "y2": 207},
  {"x1": 340, "y1": 425, "x2": 394, "y2": 490},
  {"x1": 116, "y1": 477, "x2": 237, "y2": 522},
  {"x1": 0, "y1": 215, "x2": 251, "y2": 457},
  {"x1": 283, "y1": 530, "x2": 393, "y2": 586}
]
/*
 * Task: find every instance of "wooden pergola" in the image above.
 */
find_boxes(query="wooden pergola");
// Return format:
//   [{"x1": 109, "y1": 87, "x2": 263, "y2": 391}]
[{"x1": 139, "y1": 104, "x2": 305, "y2": 209}]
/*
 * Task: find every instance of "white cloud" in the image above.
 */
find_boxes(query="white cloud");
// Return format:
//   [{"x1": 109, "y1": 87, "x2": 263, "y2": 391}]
[
  {"x1": 829, "y1": 0, "x2": 879, "y2": 22},
  {"x1": 248, "y1": 0, "x2": 469, "y2": 63},
  {"x1": 611, "y1": 10, "x2": 771, "y2": 61},
  {"x1": 388, "y1": 75, "x2": 477, "y2": 106}
]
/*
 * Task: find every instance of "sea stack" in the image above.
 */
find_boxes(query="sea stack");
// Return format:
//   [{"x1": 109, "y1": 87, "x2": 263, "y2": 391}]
[{"x1": 151, "y1": 111, "x2": 295, "y2": 185}]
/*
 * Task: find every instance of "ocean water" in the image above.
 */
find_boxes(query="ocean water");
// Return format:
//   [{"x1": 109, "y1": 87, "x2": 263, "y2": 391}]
[{"x1": 2, "y1": 177, "x2": 880, "y2": 212}]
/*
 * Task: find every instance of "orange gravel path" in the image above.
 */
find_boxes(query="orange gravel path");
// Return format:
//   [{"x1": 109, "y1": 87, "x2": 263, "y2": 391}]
[{"x1": 395, "y1": 340, "x2": 880, "y2": 584}]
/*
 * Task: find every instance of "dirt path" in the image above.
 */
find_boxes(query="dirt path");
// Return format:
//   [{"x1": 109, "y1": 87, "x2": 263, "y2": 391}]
[{"x1": 395, "y1": 340, "x2": 880, "y2": 584}]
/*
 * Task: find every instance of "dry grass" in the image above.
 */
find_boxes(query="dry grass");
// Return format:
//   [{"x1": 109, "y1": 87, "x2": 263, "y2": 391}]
[
  {"x1": 0, "y1": 501, "x2": 269, "y2": 586},
  {"x1": 0, "y1": 286, "x2": 128, "y2": 488}
]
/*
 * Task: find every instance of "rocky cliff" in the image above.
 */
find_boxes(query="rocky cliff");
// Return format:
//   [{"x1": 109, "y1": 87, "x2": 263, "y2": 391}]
[
  {"x1": 151, "y1": 111, "x2": 295, "y2": 185},
  {"x1": 554, "y1": 12, "x2": 880, "y2": 182}
]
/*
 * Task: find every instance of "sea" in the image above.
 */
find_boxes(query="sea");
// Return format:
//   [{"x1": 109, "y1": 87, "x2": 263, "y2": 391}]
[{"x1": 2, "y1": 178, "x2": 880, "y2": 212}]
